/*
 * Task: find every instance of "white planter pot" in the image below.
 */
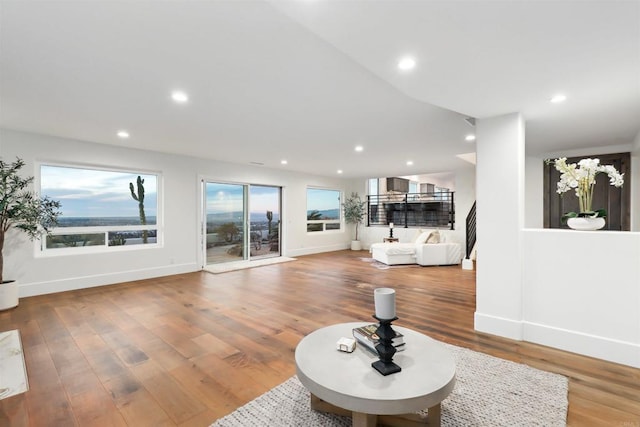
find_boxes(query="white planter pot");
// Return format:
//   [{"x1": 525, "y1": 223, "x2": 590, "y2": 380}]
[
  {"x1": 567, "y1": 217, "x2": 606, "y2": 231},
  {"x1": 0, "y1": 280, "x2": 19, "y2": 311},
  {"x1": 351, "y1": 240, "x2": 363, "y2": 251}
]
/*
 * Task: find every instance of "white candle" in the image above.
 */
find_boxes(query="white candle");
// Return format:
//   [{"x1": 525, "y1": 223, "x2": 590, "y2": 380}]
[
  {"x1": 374, "y1": 288, "x2": 396, "y2": 319},
  {"x1": 389, "y1": 222, "x2": 394, "y2": 229}
]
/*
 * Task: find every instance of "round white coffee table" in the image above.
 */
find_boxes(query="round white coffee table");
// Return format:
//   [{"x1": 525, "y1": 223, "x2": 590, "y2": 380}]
[{"x1": 295, "y1": 322, "x2": 456, "y2": 427}]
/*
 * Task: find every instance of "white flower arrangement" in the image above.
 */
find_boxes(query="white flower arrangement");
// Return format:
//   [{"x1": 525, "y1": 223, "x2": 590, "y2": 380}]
[{"x1": 548, "y1": 157, "x2": 624, "y2": 220}]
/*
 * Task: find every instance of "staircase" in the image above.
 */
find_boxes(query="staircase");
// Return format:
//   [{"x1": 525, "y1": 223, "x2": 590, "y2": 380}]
[{"x1": 463, "y1": 201, "x2": 476, "y2": 270}]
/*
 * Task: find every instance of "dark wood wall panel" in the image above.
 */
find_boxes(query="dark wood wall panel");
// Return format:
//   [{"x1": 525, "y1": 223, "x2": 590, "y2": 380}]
[{"x1": 543, "y1": 152, "x2": 631, "y2": 230}]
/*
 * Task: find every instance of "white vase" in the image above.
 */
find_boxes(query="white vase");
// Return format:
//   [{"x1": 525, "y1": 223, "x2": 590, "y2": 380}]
[
  {"x1": 0, "y1": 280, "x2": 19, "y2": 311},
  {"x1": 351, "y1": 240, "x2": 362, "y2": 251},
  {"x1": 566, "y1": 217, "x2": 606, "y2": 231}
]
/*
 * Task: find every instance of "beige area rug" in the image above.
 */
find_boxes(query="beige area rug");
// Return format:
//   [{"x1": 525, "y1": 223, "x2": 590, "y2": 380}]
[
  {"x1": 0, "y1": 330, "x2": 29, "y2": 400},
  {"x1": 204, "y1": 257, "x2": 297, "y2": 274},
  {"x1": 210, "y1": 341, "x2": 568, "y2": 427}
]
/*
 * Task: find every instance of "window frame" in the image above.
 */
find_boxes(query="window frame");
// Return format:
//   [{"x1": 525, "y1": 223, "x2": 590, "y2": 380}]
[
  {"x1": 306, "y1": 187, "x2": 342, "y2": 233},
  {"x1": 36, "y1": 161, "x2": 162, "y2": 256}
]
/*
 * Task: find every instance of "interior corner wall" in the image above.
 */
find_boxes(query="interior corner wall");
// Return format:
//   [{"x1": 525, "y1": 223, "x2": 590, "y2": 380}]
[
  {"x1": 474, "y1": 113, "x2": 525, "y2": 340},
  {"x1": 524, "y1": 156, "x2": 544, "y2": 228},
  {"x1": 1, "y1": 128, "x2": 352, "y2": 296},
  {"x1": 631, "y1": 130, "x2": 640, "y2": 231},
  {"x1": 452, "y1": 164, "x2": 476, "y2": 245}
]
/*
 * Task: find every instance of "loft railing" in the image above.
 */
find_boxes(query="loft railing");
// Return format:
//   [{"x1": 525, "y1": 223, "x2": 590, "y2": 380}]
[
  {"x1": 465, "y1": 201, "x2": 476, "y2": 259},
  {"x1": 366, "y1": 192, "x2": 455, "y2": 230}
]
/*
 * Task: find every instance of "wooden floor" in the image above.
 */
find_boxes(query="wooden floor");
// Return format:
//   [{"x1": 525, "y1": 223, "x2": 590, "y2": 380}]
[{"x1": 1, "y1": 250, "x2": 639, "y2": 426}]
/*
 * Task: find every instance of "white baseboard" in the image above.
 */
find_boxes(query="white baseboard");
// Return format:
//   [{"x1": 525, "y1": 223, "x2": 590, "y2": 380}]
[
  {"x1": 475, "y1": 313, "x2": 640, "y2": 368},
  {"x1": 474, "y1": 312, "x2": 524, "y2": 340},
  {"x1": 18, "y1": 263, "x2": 200, "y2": 297},
  {"x1": 286, "y1": 243, "x2": 350, "y2": 258},
  {"x1": 523, "y1": 321, "x2": 640, "y2": 368}
]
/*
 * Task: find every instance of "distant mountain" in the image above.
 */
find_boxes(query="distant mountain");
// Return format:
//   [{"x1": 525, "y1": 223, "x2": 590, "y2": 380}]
[
  {"x1": 58, "y1": 216, "x2": 157, "y2": 227},
  {"x1": 206, "y1": 212, "x2": 280, "y2": 223},
  {"x1": 307, "y1": 209, "x2": 340, "y2": 220}
]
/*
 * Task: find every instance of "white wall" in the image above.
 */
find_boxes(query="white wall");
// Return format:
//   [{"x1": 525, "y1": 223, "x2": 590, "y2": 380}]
[
  {"x1": 523, "y1": 229, "x2": 640, "y2": 368},
  {"x1": 1, "y1": 129, "x2": 353, "y2": 296},
  {"x1": 477, "y1": 118, "x2": 640, "y2": 368},
  {"x1": 474, "y1": 112, "x2": 525, "y2": 340}
]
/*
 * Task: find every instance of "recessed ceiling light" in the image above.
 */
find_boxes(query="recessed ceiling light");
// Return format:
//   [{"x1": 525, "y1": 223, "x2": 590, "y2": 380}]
[
  {"x1": 397, "y1": 56, "x2": 416, "y2": 71},
  {"x1": 550, "y1": 94, "x2": 567, "y2": 104},
  {"x1": 281, "y1": 160, "x2": 288, "y2": 165},
  {"x1": 337, "y1": 169, "x2": 343, "y2": 174},
  {"x1": 355, "y1": 145, "x2": 364, "y2": 152},
  {"x1": 171, "y1": 90, "x2": 189, "y2": 103},
  {"x1": 117, "y1": 130, "x2": 130, "y2": 139},
  {"x1": 465, "y1": 134, "x2": 476, "y2": 142},
  {"x1": 406, "y1": 160, "x2": 414, "y2": 166}
]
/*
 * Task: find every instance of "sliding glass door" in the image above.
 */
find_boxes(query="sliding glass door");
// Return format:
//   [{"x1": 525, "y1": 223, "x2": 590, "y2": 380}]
[
  {"x1": 204, "y1": 182, "x2": 247, "y2": 264},
  {"x1": 249, "y1": 185, "x2": 281, "y2": 260},
  {"x1": 204, "y1": 181, "x2": 281, "y2": 266}
]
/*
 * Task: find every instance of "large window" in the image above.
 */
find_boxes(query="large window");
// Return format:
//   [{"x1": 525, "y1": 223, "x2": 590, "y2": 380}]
[
  {"x1": 40, "y1": 164, "x2": 159, "y2": 252},
  {"x1": 306, "y1": 188, "x2": 341, "y2": 232}
]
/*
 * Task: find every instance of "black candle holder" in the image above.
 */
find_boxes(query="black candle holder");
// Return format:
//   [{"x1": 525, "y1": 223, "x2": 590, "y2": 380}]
[
  {"x1": 371, "y1": 315, "x2": 402, "y2": 376},
  {"x1": 389, "y1": 227, "x2": 394, "y2": 238}
]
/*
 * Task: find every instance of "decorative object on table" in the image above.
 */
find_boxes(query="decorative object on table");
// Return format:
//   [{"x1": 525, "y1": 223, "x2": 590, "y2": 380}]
[
  {"x1": 547, "y1": 157, "x2": 624, "y2": 230},
  {"x1": 342, "y1": 192, "x2": 366, "y2": 251},
  {"x1": 0, "y1": 158, "x2": 61, "y2": 310},
  {"x1": 352, "y1": 323, "x2": 404, "y2": 353},
  {"x1": 335, "y1": 337, "x2": 356, "y2": 353},
  {"x1": 372, "y1": 288, "x2": 401, "y2": 375},
  {"x1": 389, "y1": 222, "x2": 394, "y2": 238}
]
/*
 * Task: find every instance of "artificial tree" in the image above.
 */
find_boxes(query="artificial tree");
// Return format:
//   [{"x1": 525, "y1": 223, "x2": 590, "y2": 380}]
[
  {"x1": 0, "y1": 157, "x2": 61, "y2": 284},
  {"x1": 343, "y1": 192, "x2": 366, "y2": 249}
]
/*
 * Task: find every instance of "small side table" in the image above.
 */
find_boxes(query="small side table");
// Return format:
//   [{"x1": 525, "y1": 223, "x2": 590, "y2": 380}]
[{"x1": 383, "y1": 237, "x2": 399, "y2": 243}]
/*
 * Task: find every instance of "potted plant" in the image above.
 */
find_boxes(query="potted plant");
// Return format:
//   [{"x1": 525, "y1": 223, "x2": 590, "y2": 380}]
[
  {"x1": 343, "y1": 192, "x2": 366, "y2": 250},
  {"x1": 0, "y1": 158, "x2": 61, "y2": 309},
  {"x1": 547, "y1": 157, "x2": 624, "y2": 230}
]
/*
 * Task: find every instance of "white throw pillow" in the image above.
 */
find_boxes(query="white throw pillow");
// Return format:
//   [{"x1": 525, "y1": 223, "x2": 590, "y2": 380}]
[
  {"x1": 426, "y1": 230, "x2": 440, "y2": 244},
  {"x1": 415, "y1": 231, "x2": 432, "y2": 244},
  {"x1": 411, "y1": 229, "x2": 426, "y2": 243}
]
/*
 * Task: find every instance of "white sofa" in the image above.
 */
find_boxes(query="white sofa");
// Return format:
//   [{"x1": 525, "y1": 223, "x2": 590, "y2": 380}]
[{"x1": 370, "y1": 229, "x2": 463, "y2": 266}]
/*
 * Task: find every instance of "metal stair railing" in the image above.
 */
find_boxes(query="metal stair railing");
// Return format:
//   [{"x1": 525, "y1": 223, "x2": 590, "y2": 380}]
[{"x1": 465, "y1": 201, "x2": 477, "y2": 259}]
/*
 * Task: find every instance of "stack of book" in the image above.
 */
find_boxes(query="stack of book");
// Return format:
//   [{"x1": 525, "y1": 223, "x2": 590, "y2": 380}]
[{"x1": 352, "y1": 324, "x2": 405, "y2": 354}]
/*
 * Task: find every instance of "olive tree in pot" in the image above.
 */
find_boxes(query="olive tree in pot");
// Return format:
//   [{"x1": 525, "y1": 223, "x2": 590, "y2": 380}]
[
  {"x1": 0, "y1": 158, "x2": 61, "y2": 310},
  {"x1": 342, "y1": 192, "x2": 366, "y2": 251}
]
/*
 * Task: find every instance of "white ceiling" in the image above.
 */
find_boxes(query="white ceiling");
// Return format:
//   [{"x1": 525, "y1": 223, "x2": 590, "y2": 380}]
[{"x1": 1, "y1": 1, "x2": 638, "y2": 179}]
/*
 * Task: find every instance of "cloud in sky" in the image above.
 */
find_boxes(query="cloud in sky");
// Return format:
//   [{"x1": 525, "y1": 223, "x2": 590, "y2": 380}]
[
  {"x1": 41, "y1": 166, "x2": 286, "y2": 219},
  {"x1": 41, "y1": 165, "x2": 157, "y2": 218},
  {"x1": 307, "y1": 188, "x2": 340, "y2": 211},
  {"x1": 205, "y1": 182, "x2": 280, "y2": 215}
]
